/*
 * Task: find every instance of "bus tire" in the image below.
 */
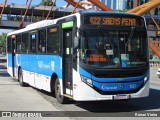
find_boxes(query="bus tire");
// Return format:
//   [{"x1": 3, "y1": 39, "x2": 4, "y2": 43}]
[
  {"x1": 19, "y1": 69, "x2": 28, "y2": 87},
  {"x1": 55, "y1": 78, "x2": 68, "y2": 104}
]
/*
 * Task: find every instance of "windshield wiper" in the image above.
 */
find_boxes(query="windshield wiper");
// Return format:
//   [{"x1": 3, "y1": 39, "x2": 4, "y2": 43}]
[
  {"x1": 98, "y1": 26, "x2": 105, "y2": 37},
  {"x1": 98, "y1": 26, "x2": 113, "y2": 49}
]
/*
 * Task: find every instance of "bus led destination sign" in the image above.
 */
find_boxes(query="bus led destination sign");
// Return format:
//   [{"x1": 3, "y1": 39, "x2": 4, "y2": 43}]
[{"x1": 84, "y1": 16, "x2": 139, "y2": 26}]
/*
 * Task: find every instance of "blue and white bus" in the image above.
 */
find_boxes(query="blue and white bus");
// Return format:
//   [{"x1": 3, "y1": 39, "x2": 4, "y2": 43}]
[{"x1": 7, "y1": 12, "x2": 149, "y2": 103}]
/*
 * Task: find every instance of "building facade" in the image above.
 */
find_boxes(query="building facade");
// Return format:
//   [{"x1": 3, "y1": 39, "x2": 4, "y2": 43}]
[
  {"x1": 116, "y1": 0, "x2": 126, "y2": 10},
  {"x1": 99, "y1": 0, "x2": 126, "y2": 10}
]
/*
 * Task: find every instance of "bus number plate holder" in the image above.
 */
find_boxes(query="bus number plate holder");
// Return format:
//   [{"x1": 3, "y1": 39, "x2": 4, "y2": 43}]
[{"x1": 114, "y1": 94, "x2": 129, "y2": 100}]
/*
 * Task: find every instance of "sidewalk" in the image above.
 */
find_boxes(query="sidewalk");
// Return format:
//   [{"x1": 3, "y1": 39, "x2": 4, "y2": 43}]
[
  {"x1": 0, "y1": 55, "x2": 56, "y2": 111},
  {"x1": 0, "y1": 55, "x2": 71, "y2": 120}
]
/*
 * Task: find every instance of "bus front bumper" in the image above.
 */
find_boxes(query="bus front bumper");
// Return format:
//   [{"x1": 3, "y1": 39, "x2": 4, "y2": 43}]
[{"x1": 73, "y1": 80, "x2": 149, "y2": 101}]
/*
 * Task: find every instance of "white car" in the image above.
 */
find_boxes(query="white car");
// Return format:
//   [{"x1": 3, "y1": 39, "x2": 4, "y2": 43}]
[{"x1": 157, "y1": 68, "x2": 160, "y2": 78}]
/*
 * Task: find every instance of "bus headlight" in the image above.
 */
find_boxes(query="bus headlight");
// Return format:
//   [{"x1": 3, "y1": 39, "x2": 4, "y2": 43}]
[
  {"x1": 81, "y1": 75, "x2": 93, "y2": 87},
  {"x1": 144, "y1": 75, "x2": 149, "y2": 84}
]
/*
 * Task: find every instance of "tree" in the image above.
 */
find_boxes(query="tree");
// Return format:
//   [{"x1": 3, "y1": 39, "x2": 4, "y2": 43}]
[
  {"x1": 39, "y1": 0, "x2": 54, "y2": 6},
  {"x1": 39, "y1": 0, "x2": 46, "y2": 6},
  {"x1": 0, "y1": 33, "x2": 7, "y2": 53}
]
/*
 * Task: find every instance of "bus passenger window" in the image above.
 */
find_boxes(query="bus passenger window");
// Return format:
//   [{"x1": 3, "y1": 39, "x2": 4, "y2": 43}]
[
  {"x1": 47, "y1": 27, "x2": 60, "y2": 54},
  {"x1": 30, "y1": 34, "x2": 36, "y2": 53},
  {"x1": 38, "y1": 29, "x2": 46, "y2": 53},
  {"x1": 22, "y1": 33, "x2": 28, "y2": 53},
  {"x1": 7, "y1": 37, "x2": 11, "y2": 53},
  {"x1": 16, "y1": 35, "x2": 22, "y2": 53}
]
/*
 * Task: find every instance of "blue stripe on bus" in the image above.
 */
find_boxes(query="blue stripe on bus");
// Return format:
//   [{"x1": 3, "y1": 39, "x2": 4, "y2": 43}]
[
  {"x1": 92, "y1": 80, "x2": 144, "y2": 92},
  {"x1": 8, "y1": 54, "x2": 62, "y2": 79},
  {"x1": 7, "y1": 53, "x2": 12, "y2": 67},
  {"x1": 7, "y1": 53, "x2": 16, "y2": 69},
  {"x1": 79, "y1": 66, "x2": 149, "y2": 83},
  {"x1": 79, "y1": 67, "x2": 145, "y2": 91},
  {"x1": 79, "y1": 66, "x2": 92, "y2": 78}
]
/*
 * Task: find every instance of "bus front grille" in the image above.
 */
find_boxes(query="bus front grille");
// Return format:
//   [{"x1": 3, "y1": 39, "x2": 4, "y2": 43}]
[{"x1": 94, "y1": 72, "x2": 144, "y2": 78}]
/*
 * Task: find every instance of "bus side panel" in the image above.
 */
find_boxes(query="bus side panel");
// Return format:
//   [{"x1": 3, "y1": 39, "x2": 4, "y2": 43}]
[
  {"x1": 28, "y1": 55, "x2": 37, "y2": 73},
  {"x1": 7, "y1": 53, "x2": 13, "y2": 77},
  {"x1": 17, "y1": 54, "x2": 36, "y2": 86},
  {"x1": 35, "y1": 55, "x2": 50, "y2": 91},
  {"x1": 15, "y1": 54, "x2": 20, "y2": 79},
  {"x1": 12, "y1": 53, "x2": 62, "y2": 94},
  {"x1": 13, "y1": 53, "x2": 16, "y2": 77},
  {"x1": 47, "y1": 55, "x2": 62, "y2": 79},
  {"x1": 7, "y1": 53, "x2": 16, "y2": 78},
  {"x1": 32, "y1": 55, "x2": 62, "y2": 92},
  {"x1": 23, "y1": 70, "x2": 30, "y2": 84},
  {"x1": 15, "y1": 53, "x2": 62, "y2": 92},
  {"x1": 28, "y1": 54, "x2": 37, "y2": 86}
]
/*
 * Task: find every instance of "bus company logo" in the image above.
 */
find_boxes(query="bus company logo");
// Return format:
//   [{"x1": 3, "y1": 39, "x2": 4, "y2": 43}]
[
  {"x1": 101, "y1": 84, "x2": 124, "y2": 90},
  {"x1": 130, "y1": 84, "x2": 137, "y2": 89},
  {"x1": 101, "y1": 86, "x2": 118, "y2": 90},
  {"x1": 118, "y1": 84, "x2": 124, "y2": 89},
  {"x1": 38, "y1": 61, "x2": 43, "y2": 68},
  {"x1": 102, "y1": 85, "x2": 105, "y2": 90}
]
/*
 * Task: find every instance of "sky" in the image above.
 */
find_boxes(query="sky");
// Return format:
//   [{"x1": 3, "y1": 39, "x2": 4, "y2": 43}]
[
  {"x1": 0, "y1": 0, "x2": 67, "y2": 34},
  {"x1": 0, "y1": 0, "x2": 67, "y2": 7}
]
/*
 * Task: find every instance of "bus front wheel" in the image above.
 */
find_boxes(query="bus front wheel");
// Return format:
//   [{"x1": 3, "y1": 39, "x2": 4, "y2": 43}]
[
  {"x1": 18, "y1": 69, "x2": 28, "y2": 87},
  {"x1": 55, "y1": 78, "x2": 68, "y2": 104}
]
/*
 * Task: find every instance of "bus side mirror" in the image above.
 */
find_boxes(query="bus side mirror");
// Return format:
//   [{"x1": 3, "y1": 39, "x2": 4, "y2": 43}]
[{"x1": 74, "y1": 36, "x2": 79, "y2": 49}]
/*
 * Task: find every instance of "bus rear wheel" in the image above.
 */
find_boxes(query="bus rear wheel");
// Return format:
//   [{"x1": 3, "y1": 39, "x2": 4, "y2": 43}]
[
  {"x1": 55, "y1": 78, "x2": 68, "y2": 104},
  {"x1": 19, "y1": 69, "x2": 28, "y2": 87}
]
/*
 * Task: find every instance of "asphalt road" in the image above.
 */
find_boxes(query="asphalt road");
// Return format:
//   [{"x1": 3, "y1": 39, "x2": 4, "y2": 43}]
[
  {"x1": 0, "y1": 55, "x2": 160, "y2": 120},
  {"x1": 0, "y1": 55, "x2": 70, "y2": 120},
  {"x1": 36, "y1": 68, "x2": 160, "y2": 119}
]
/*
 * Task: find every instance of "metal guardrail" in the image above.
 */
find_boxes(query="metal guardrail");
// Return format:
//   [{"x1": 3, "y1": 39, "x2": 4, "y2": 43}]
[{"x1": 0, "y1": 14, "x2": 47, "y2": 22}]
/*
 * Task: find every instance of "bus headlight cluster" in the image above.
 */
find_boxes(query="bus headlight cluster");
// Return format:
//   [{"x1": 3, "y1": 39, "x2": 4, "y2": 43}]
[
  {"x1": 81, "y1": 75, "x2": 93, "y2": 87},
  {"x1": 144, "y1": 75, "x2": 149, "y2": 84}
]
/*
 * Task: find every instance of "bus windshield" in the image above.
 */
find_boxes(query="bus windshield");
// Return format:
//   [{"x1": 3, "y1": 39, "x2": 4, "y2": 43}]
[{"x1": 79, "y1": 28, "x2": 147, "y2": 68}]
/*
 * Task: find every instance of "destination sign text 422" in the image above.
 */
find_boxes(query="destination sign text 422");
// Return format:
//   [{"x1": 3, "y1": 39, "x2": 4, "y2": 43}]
[{"x1": 86, "y1": 16, "x2": 137, "y2": 26}]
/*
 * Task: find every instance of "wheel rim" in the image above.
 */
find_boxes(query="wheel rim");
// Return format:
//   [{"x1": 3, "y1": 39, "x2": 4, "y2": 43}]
[
  {"x1": 19, "y1": 71, "x2": 22, "y2": 83},
  {"x1": 56, "y1": 82, "x2": 62, "y2": 98}
]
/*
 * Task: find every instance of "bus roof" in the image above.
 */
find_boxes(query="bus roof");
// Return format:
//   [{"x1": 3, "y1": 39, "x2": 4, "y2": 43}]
[
  {"x1": 7, "y1": 11, "x2": 142, "y2": 36},
  {"x1": 79, "y1": 11, "x2": 140, "y2": 16},
  {"x1": 7, "y1": 12, "x2": 80, "y2": 36}
]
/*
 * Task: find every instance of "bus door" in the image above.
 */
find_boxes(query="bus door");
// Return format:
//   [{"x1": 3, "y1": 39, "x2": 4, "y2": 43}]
[
  {"x1": 63, "y1": 28, "x2": 73, "y2": 96},
  {"x1": 11, "y1": 35, "x2": 16, "y2": 77}
]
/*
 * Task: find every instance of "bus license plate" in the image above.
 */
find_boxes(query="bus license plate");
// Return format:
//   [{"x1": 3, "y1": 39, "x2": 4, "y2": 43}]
[{"x1": 114, "y1": 94, "x2": 129, "y2": 100}]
